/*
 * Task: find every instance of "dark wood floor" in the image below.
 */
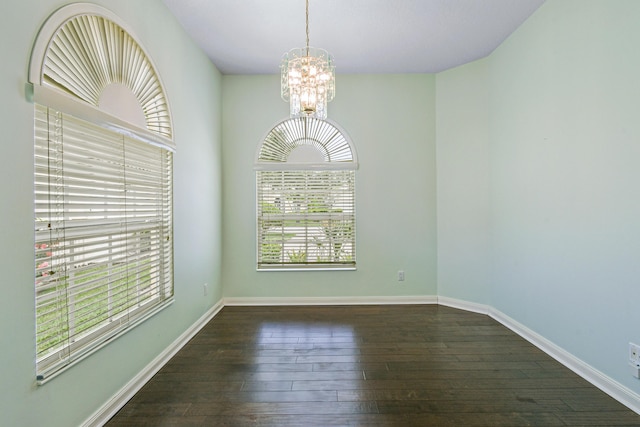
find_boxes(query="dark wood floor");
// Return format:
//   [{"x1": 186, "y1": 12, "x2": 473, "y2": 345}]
[{"x1": 107, "y1": 305, "x2": 640, "y2": 426}]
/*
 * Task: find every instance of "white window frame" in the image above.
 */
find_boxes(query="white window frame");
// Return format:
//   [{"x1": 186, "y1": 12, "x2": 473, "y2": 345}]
[
  {"x1": 29, "y1": 3, "x2": 174, "y2": 383},
  {"x1": 255, "y1": 117, "x2": 358, "y2": 271}
]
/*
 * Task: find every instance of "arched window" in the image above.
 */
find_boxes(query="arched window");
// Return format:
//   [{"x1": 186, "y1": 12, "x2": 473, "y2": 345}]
[
  {"x1": 255, "y1": 117, "x2": 358, "y2": 270},
  {"x1": 29, "y1": 3, "x2": 174, "y2": 382}
]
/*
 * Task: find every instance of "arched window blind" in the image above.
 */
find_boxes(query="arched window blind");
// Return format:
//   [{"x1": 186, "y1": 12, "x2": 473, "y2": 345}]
[
  {"x1": 255, "y1": 117, "x2": 358, "y2": 270},
  {"x1": 29, "y1": 4, "x2": 174, "y2": 382}
]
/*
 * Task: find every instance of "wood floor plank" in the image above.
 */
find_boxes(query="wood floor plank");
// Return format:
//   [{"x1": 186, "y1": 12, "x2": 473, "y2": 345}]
[
  {"x1": 375, "y1": 397, "x2": 571, "y2": 414},
  {"x1": 184, "y1": 401, "x2": 378, "y2": 416},
  {"x1": 240, "y1": 370, "x2": 366, "y2": 382},
  {"x1": 106, "y1": 305, "x2": 640, "y2": 426},
  {"x1": 240, "y1": 380, "x2": 293, "y2": 392}
]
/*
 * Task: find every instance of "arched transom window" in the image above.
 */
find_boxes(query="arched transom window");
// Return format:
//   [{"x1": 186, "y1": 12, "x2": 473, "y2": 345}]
[
  {"x1": 29, "y1": 3, "x2": 174, "y2": 382},
  {"x1": 255, "y1": 117, "x2": 358, "y2": 270}
]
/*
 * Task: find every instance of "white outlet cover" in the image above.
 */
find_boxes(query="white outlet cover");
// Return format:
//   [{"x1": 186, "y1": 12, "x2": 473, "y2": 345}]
[{"x1": 629, "y1": 343, "x2": 640, "y2": 366}]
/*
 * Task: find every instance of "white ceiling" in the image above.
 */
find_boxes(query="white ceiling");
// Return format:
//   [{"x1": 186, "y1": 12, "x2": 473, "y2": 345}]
[{"x1": 162, "y1": 0, "x2": 545, "y2": 75}]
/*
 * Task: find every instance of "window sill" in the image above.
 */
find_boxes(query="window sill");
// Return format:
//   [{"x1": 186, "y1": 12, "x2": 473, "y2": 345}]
[{"x1": 257, "y1": 266, "x2": 357, "y2": 272}]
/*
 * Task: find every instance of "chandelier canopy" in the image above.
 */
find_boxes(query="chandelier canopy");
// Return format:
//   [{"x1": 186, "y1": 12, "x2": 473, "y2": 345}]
[{"x1": 280, "y1": 0, "x2": 335, "y2": 120}]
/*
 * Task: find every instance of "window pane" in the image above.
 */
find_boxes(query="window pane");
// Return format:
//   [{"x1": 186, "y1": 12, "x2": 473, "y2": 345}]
[{"x1": 257, "y1": 170, "x2": 355, "y2": 269}]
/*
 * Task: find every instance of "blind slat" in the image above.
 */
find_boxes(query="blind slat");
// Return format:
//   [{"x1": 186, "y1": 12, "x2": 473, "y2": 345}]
[
  {"x1": 257, "y1": 169, "x2": 355, "y2": 268},
  {"x1": 34, "y1": 104, "x2": 173, "y2": 380}
]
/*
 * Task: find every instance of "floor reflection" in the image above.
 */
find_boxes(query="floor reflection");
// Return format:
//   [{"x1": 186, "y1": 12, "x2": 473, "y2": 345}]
[{"x1": 251, "y1": 319, "x2": 372, "y2": 421}]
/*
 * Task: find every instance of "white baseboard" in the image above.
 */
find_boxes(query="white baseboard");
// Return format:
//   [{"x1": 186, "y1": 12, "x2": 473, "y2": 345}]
[
  {"x1": 487, "y1": 305, "x2": 640, "y2": 416},
  {"x1": 223, "y1": 295, "x2": 438, "y2": 306},
  {"x1": 439, "y1": 296, "x2": 640, "y2": 415},
  {"x1": 437, "y1": 296, "x2": 489, "y2": 315},
  {"x1": 82, "y1": 299, "x2": 225, "y2": 427}
]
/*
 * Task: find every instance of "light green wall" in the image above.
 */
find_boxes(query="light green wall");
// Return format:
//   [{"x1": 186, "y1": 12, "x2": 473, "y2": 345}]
[
  {"x1": 489, "y1": 0, "x2": 640, "y2": 391},
  {"x1": 436, "y1": 58, "x2": 491, "y2": 303},
  {"x1": 436, "y1": 0, "x2": 640, "y2": 395},
  {"x1": 221, "y1": 74, "x2": 437, "y2": 298},
  {"x1": 3, "y1": 0, "x2": 639, "y2": 423},
  {"x1": 0, "y1": 1, "x2": 222, "y2": 425}
]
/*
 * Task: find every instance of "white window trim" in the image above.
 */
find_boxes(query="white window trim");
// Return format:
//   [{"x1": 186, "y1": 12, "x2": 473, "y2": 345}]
[
  {"x1": 29, "y1": 2, "x2": 173, "y2": 145},
  {"x1": 29, "y1": 3, "x2": 175, "y2": 383},
  {"x1": 255, "y1": 117, "x2": 358, "y2": 271},
  {"x1": 29, "y1": 83, "x2": 175, "y2": 152}
]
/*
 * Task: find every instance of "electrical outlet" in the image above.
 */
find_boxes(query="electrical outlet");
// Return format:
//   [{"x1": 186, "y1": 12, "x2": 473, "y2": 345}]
[
  {"x1": 629, "y1": 342, "x2": 640, "y2": 367},
  {"x1": 398, "y1": 270, "x2": 405, "y2": 281},
  {"x1": 203, "y1": 283, "x2": 208, "y2": 296}
]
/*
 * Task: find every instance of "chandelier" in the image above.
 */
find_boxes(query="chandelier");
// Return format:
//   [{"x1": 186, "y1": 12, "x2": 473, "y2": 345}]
[{"x1": 280, "y1": 0, "x2": 335, "y2": 120}]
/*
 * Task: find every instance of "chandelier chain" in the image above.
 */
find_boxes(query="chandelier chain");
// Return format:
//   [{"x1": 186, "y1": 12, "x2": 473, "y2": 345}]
[{"x1": 305, "y1": 0, "x2": 310, "y2": 54}]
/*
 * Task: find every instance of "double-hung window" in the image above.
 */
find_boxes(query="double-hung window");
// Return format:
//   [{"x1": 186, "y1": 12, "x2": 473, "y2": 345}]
[
  {"x1": 255, "y1": 117, "x2": 358, "y2": 270},
  {"x1": 29, "y1": 4, "x2": 174, "y2": 381}
]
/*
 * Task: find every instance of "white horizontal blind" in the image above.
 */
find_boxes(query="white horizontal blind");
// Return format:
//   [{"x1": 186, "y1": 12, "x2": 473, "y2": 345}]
[
  {"x1": 34, "y1": 104, "x2": 173, "y2": 380},
  {"x1": 257, "y1": 170, "x2": 355, "y2": 269}
]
